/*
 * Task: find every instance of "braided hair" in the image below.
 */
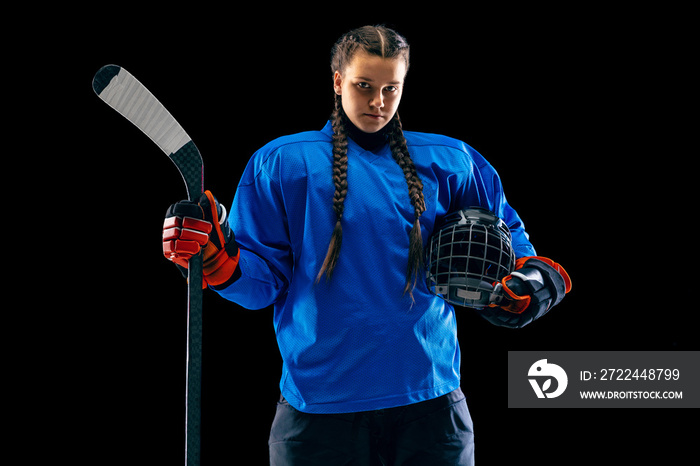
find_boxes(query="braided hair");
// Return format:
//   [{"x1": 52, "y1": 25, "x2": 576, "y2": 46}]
[{"x1": 317, "y1": 25, "x2": 426, "y2": 301}]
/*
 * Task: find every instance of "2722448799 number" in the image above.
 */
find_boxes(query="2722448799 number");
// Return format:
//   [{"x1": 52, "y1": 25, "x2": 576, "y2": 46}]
[{"x1": 594, "y1": 368, "x2": 680, "y2": 381}]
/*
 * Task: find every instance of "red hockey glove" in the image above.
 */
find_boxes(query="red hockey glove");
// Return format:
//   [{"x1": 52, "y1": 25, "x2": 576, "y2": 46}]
[
  {"x1": 163, "y1": 190, "x2": 240, "y2": 288},
  {"x1": 492, "y1": 256, "x2": 572, "y2": 315},
  {"x1": 163, "y1": 200, "x2": 212, "y2": 268}
]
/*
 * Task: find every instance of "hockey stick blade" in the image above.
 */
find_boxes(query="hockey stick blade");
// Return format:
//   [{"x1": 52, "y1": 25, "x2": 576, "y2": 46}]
[
  {"x1": 93, "y1": 64, "x2": 203, "y2": 466},
  {"x1": 92, "y1": 64, "x2": 203, "y2": 200}
]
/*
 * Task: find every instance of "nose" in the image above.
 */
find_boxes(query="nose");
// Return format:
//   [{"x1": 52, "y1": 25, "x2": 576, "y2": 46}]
[{"x1": 369, "y1": 90, "x2": 384, "y2": 110}]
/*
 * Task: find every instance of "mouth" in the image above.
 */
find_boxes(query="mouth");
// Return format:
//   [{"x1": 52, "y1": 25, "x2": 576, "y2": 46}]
[{"x1": 363, "y1": 113, "x2": 383, "y2": 120}]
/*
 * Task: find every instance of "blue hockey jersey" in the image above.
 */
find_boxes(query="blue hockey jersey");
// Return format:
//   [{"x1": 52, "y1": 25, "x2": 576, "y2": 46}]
[{"x1": 213, "y1": 121, "x2": 536, "y2": 413}]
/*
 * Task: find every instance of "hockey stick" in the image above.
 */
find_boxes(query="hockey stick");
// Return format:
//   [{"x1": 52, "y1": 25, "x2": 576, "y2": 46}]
[{"x1": 92, "y1": 65, "x2": 203, "y2": 466}]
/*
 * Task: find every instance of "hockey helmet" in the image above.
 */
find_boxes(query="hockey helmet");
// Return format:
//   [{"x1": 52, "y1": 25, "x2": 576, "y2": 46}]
[{"x1": 426, "y1": 207, "x2": 516, "y2": 309}]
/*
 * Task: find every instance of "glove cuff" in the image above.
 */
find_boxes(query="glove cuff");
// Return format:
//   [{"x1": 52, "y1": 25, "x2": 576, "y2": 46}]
[
  {"x1": 519, "y1": 257, "x2": 571, "y2": 308},
  {"x1": 199, "y1": 190, "x2": 240, "y2": 288}
]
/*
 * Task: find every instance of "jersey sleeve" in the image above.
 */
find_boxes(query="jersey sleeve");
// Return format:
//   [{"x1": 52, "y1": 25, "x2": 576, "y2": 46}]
[
  {"x1": 211, "y1": 146, "x2": 292, "y2": 310},
  {"x1": 458, "y1": 145, "x2": 537, "y2": 259},
  {"x1": 458, "y1": 145, "x2": 541, "y2": 328}
]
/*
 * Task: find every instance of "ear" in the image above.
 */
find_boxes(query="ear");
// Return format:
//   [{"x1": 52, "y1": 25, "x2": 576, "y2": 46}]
[{"x1": 333, "y1": 71, "x2": 343, "y2": 95}]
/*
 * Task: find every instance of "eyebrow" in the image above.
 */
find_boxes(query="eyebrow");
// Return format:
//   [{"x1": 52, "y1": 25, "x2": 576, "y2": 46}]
[{"x1": 355, "y1": 76, "x2": 402, "y2": 85}]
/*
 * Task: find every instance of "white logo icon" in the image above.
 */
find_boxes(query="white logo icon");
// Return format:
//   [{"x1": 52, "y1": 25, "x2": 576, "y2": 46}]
[{"x1": 528, "y1": 359, "x2": 568, "y2": 399}]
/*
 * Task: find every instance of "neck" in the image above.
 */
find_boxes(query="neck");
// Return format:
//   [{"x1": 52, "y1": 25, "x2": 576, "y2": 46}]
[{"x1": 345, "y1": 119, "x2": 387, "y2": 151}]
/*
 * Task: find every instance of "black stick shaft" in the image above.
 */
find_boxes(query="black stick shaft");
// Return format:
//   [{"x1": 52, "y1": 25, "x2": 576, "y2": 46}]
[{"x1": 186, "y1": 256, "x2": 203, "y2": 466}]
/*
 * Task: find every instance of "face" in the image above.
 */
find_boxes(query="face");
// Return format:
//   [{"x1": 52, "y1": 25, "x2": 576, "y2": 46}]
[{"x1": 333, "y1": 51, "x2": 407, "y2": 133}]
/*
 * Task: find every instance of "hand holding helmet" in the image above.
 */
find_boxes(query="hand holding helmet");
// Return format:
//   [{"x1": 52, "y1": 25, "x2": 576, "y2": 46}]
[
  {"x1": 493, "y1": 256, "x2": 572, "y2": 316},
  {"x1": 426, "y1": 208, "x2": 571, "y2": 325}
]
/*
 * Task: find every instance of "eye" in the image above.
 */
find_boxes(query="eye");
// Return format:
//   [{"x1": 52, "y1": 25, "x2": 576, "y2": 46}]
[
  {"x1": 357, "y1": 82, "x2": 371, "y2": 89},
  {"x1": 384, "y1": 86, "x2": 398, "y2": 93}
]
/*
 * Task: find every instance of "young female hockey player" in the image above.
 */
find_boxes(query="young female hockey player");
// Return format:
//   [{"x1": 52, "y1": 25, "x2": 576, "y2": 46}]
[{"x1": 162, "y1": 25, "x2": 570, "y2": 465}]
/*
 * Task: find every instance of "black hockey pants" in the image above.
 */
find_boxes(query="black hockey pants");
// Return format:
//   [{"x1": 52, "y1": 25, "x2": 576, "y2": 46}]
[{"x1": 269, "y1": 388, "x2": 474, "y2": 465}]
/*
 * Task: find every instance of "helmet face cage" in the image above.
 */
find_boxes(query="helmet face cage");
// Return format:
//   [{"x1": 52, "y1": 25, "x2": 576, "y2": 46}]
[{"x1": 426, "y1": 207, "x2": 516, "y2": 309}]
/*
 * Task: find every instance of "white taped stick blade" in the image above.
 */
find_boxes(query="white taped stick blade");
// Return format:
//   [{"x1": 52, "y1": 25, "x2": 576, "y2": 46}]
[{"x1": 93, "y1": 65, "x2": 192, "y2": 155}]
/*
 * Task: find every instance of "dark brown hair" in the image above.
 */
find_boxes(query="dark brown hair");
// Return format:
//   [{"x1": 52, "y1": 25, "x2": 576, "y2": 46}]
[{"x1": 317, "y1": 25, "x2": 426, "y2": 301}]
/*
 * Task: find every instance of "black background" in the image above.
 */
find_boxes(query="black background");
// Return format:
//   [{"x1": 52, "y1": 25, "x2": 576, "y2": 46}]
[{"x1": 30, "y1": 4, "x2": 694, "y2": 465}]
